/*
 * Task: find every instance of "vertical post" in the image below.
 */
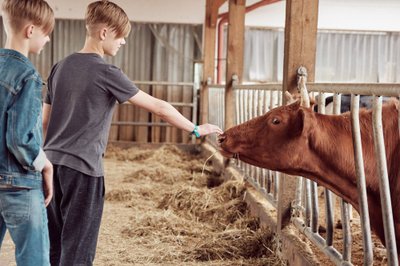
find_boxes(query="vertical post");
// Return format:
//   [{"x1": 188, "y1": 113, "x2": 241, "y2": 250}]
[
  {"x1": 277, "y1": 0, "x2": 319, "y2": 233},
  {"x1": 282, "y1": 0, "x2": 319, "y2": 96},
  {"x1": 224, "y1": 0, "x2": 246, "y2": 130},
  {"x1": 201, "y1": 0, "x2": 227, "y2": 124},
  {"x1": 201, "y1": 0, "x2": 217, "y2": 124}
]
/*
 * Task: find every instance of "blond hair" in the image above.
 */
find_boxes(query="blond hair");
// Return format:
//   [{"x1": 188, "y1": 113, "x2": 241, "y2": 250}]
[
  {"x1": 1, "y1": 0, "x2": 54, "y2": 35},
  {"x1": 86, "y1": 1, "x2": 131, "y2": 38}
]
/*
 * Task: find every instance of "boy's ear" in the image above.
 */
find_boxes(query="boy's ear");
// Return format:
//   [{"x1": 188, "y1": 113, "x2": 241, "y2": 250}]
[
  {"x1": 99, "y1": 28, "x2": 107, "y2": 41},
  {"x1": 25, "y1": 24, "x2": 35, "y2": 39}
]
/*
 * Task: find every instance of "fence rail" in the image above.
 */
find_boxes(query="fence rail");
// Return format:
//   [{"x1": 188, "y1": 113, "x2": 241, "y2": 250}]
[{"x1": 111, "y1": 80, "x2": 198, "y2": 143}]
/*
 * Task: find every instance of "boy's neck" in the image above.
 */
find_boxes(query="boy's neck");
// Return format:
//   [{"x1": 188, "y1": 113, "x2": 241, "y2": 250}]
[
  {"x1": 4, "y1": 36, "x2": 29, "y2": 57},
  {"x1": 79, "y1": 37, "x2": 105, "y2": 57}
]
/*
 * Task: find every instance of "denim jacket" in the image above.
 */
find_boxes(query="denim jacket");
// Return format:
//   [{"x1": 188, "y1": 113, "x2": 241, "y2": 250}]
[{"x1": 0, "y1": 49, "x2": 46, "y2": 189}]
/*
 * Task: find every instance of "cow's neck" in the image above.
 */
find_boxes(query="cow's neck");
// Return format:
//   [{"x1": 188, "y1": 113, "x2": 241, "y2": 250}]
[
  {"x1": 303, "y1": 104, "x2": 399, "y2": 219},
  {"x1": 304, "y1": 109, "x2": 378, "y2": 207}
]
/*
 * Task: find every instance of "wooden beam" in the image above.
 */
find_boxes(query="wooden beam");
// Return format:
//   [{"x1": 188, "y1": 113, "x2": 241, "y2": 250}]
[
  {"x1": 210, "y1": 0, "x2": 228, "y2": 26},
  {"x1": 278, "y1": 0, "x2": 319, "y2": 233},
  {"x1": 224, "y1": 0, "x2": 246, "y2": 130},
  {"x1": 282, "y1": 0, "x2": 319, "y2": 96},
  {"x1": 200, "y1": 0, "x2": 220, "y2": 124}
]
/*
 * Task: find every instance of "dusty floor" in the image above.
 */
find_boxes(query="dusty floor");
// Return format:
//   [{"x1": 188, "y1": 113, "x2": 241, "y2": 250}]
[{"x1": 0, "y1": 144, "x2": 391, "y2": 265}]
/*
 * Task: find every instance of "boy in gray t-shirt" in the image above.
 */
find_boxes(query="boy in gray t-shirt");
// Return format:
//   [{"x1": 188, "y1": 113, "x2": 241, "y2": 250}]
[{"x1": 42, "y1": 1, "x2": 222, "y2": 265}]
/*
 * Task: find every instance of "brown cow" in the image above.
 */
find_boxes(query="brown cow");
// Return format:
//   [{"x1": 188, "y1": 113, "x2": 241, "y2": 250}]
[{"x1": 218, "y1": 100, "x2": 400, "y2": 257}]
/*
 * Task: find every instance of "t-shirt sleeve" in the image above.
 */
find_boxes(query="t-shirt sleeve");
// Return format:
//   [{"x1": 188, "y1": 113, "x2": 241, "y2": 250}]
[
  {"x1": 104, "y1": 65, "x2": 139, "y2": 104},
  {"x1": 44, "y1": 63, "x2": 58, "y2": 105}
]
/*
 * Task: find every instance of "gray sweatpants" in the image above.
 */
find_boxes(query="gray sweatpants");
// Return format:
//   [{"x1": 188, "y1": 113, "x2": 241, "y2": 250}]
[{"x1": 47, "y1": 165, "x2": 105, "y2": 266}]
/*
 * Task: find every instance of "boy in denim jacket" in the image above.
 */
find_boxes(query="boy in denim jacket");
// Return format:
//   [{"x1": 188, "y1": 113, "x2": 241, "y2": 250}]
[
  {"x1": 42, "y1": 1, "x2": 222, "y2": 265},
  {"x1": 0, "y1": 0, "x2": 54, "y2": 265}
]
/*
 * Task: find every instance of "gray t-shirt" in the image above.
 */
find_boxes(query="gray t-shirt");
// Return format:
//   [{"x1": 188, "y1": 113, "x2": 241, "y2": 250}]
[{"x1": 44, "y1": 53, "x2": 139, "y2": 176}]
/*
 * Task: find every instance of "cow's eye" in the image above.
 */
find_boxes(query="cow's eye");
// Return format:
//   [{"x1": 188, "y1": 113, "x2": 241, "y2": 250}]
[{"x1": 272, "y1": 118, "x2": 280, "y2": 125}]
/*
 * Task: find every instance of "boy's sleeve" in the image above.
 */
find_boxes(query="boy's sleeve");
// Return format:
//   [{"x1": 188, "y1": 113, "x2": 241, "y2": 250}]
[
  {"x1": 105, "y1": 65, "x2": 139, "y2": 103},
  {"x1": 6, "y1": 77, "x2": 46, "y2": 172},
  {"x1": 44, "y1": 64, "x2": 56, "y2": 105}
]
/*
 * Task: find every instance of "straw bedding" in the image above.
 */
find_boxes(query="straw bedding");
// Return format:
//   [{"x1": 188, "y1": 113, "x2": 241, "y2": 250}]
[{"x1": 95, "y1": 145, "x2": 286, "y2": 265}]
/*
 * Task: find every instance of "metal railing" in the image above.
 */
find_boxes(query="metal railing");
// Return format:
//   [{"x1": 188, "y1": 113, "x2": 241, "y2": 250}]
[
  {"x1": 208, "y1": 80, "x2": 282, "y2": 206},
  {"x1": 208, "y1": 75, "x2": 400, "y2": 265},
  {"x1": 111, "y1": 80, "x2": 199, "y2": 143}
]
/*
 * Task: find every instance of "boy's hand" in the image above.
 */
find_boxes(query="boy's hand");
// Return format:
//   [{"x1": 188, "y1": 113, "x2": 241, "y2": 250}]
[
  {"x1": 42, "y1": 159, "x2": 53, "y2": 207},
  {"x1": 197, "y1": 124, "x2": 223, "y2": 136}
]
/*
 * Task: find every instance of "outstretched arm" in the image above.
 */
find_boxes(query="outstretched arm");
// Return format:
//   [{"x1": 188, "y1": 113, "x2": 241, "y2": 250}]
[{"x1": 128, "y1": 90, "x2": 223, "y2": 136}]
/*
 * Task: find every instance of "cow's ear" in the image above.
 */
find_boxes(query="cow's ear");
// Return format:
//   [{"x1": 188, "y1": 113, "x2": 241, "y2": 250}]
[
  {"x1": 291, "y1": 108, "x2": 305, "y2": 137},
  {"x1": 287, "y1": 100, "x2": 301, "y2": 111}
]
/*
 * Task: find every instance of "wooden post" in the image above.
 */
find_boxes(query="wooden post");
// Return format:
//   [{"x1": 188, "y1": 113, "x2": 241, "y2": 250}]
[
  {"x1": 224, "y1": 0, "x2": 246, "y2": 130},
  {"x1": 200, "y1": 0, "x2": 227, "y2": 124},
  {"x1": 278, "y1": 0, "x2": 319, "y2": 233},
  {"x1": 282, "y1": 0, "x2": 319, "y2": 96}
]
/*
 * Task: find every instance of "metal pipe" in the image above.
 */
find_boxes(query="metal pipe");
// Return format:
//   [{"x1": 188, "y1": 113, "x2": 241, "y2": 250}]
[
  {"x1": 334, "y1": 93, "x2": 352, "y2": 262},
  {"x1": 292, "y1": 217, "x2": 353, "y2": 266},
  {"x1": 229, "y1": 82, "x2": 400, "y2": 97},
  {"x1": 350, "y1": 94, "x2": 373, "y2": 265},
  {"x1": 306, "y1": 83, "x2": 400, "y2": 96},
  {"x1": 133, "y1": 81, "x2": 194, "y2": 86},
  {"x1": 305, "y1": 179, "x2": 312, "y2": 227},
  {"x1": 341, "y1": 199, "x2": 352, "y2": 263},
  {"x1": 311, "y1": 182, "x2": 319, "y2": 233},
  {"x1": 372, "y1": 96, "x2": 398, "y2": 265}
]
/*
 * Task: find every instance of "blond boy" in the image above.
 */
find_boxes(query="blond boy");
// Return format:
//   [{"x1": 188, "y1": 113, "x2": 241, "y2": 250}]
[
  {"x1": 42, "y1": 1, "x2": 222, "y2": 265},
  {"x1": 0, "y1": 0, "x2": 54, "y2": 265}
]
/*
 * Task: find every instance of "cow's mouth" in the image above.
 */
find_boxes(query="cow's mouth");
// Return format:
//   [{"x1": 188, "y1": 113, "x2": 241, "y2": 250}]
[
  {"x1": 219, "y1": 148, "x2": 265, "y2": 168},
  {"x1": 218, "y1": 134, "x2": 241, "y2": 160},
  {"x1": 218, "y1": 148, "x2": 238, "y2": 159}
]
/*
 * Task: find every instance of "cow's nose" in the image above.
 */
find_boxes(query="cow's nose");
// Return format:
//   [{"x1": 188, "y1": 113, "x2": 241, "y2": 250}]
[{"x1": 218, "y1": 134, "x2": 226, "y2": 144}]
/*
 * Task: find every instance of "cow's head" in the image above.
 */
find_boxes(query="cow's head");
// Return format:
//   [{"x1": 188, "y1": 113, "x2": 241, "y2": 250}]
[{"x1": 218, "y1": 101, "x2": 315, "y2": 171}]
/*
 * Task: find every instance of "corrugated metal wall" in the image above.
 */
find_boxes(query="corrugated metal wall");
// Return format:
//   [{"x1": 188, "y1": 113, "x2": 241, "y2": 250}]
[
  {"x1": 0, "y1": 18, "x2": 202, "y2": 143},
  {"x1": 242, "y1": 28, "x2": 400, "y2": 83}
]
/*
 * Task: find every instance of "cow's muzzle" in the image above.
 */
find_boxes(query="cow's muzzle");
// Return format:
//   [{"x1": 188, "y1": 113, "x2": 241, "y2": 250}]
[{"x1": 218, "y1": 134, "x2": 239, "y2": 159}]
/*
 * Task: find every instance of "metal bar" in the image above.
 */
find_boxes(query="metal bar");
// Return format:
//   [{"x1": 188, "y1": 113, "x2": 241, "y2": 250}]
[
  {"x1": 233, "y1": 83, "x2": 282, "y2": 91},
  {"x1": 206, "y1": 84, "x2": 226, "y2": 89},
  {"x1": 341, "y1": 200, "x2": 352, "y2": 263},
  {"x1": 311, "y1": 182, "x2": 319, "y2": 233},
  {"x1": 334, "y1": 93, "x2": 353, "y2": 262},
  {"x1": 238, "y1": 89, "x2": 245, "y2": 169},
  {"x1": 292, "y1": 218, "x2": 353, "y2": 266},
  {"x1": 333, "y1": 93, "x2": 342, "y2": 115},
  {"x1": 191, "y1": 74, "x2": 199, "y2": 144},
  {"x1": 246, "y1": 173, "x2": 278, "y2": 208},
  {"x1": 274, "y1": 171, "x2": 280, "y2": 201},
  {"x1": 121, "y1": 102, "x2": 194, "y2": 107},
  {"x1": 111, "y1": 122, "x2": 171, "y2": 126},
  {"x1": 350, "y1": 94, "x2": 373, "y2": 265},
  {"x1": 325, "y1": 190, "x2": 334, "y2": 246},
  {"x1": 134, "y1": 80, "x2": 194, "y2": 86},
  {"x1": 305, "y1": 179, "x2": 312, "y2": 227},
  {"x1": 318, "y1": 92, "x2": 334, "y2": 246},
  {"x1": 306, "y1": 83, "x2": 400, "y2": 96},
  {"x1": 260, "y1": 168, "x2": 266, "y2": 195},
  {"x1": 293, "y1": 176, "x2": 303, "y2": 215},
  {"x1": 222, "y1": 82, "x2": 400, "y2": 97},
  {"x1": 372, "y1": 96, "x2": 398, "y2": 265}
]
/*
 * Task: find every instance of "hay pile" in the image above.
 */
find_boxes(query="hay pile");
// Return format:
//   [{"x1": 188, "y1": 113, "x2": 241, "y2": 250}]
[{"x1": 96, "y1": 145, "x2": 286, "y2": 266}]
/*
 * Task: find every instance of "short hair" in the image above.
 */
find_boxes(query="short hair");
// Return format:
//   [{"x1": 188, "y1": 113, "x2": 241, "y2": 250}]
[
  {"x1": 85, "y1": 1, "x2": 131, "y2": 38},
  {"x1": 1, "y1": 0, "x2": 54, "y2": 35}
]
